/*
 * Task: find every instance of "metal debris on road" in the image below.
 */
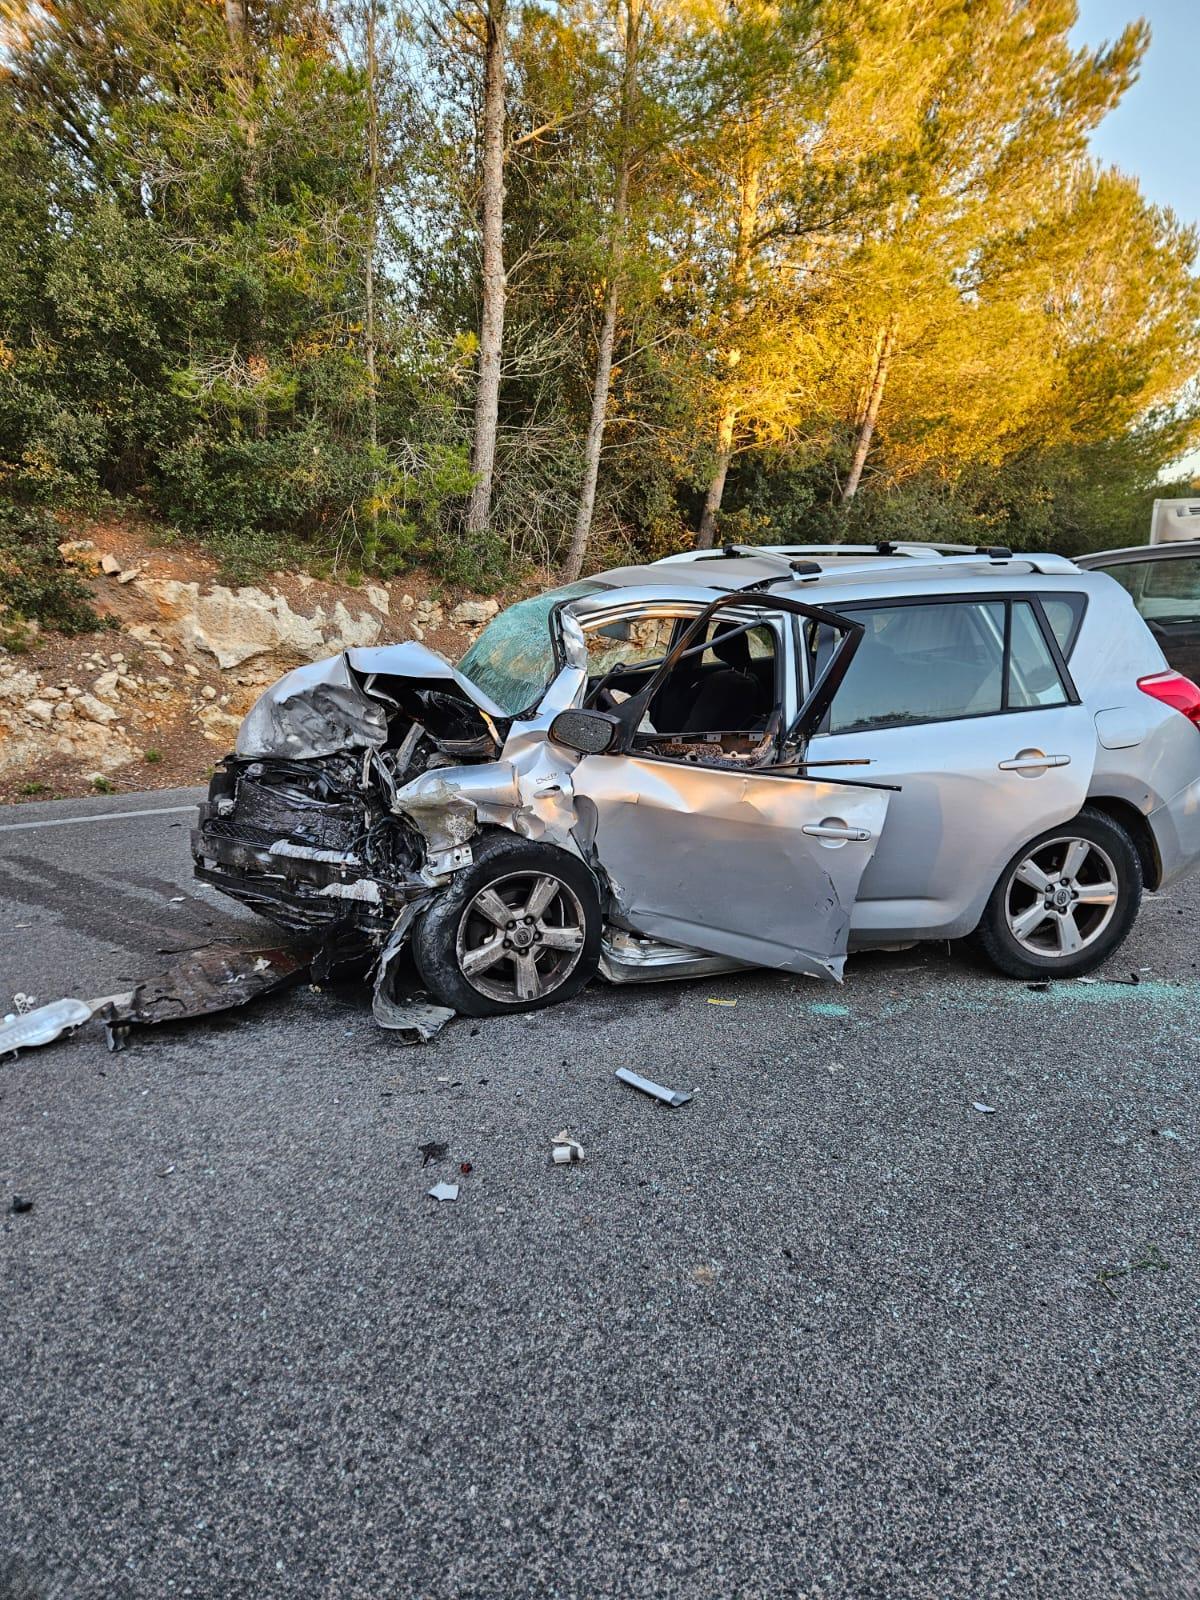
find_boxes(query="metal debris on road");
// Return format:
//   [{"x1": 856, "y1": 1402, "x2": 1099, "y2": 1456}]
[
  {"x1": 1026, "y1": 980, "x2": 1050, "y2": 993},
  {"x1": 373, "y1": 992, "x2": 455, "y2": 1045},
  {"x1": 972, "y1": 1101, "x2": 997, "y2": 1114},
  {"x1": 427, "y1": 1181, "x2": 459, "y2": 1202},
  {"x1": 156, "y1": 1165, "x2": 176, "y2": 1178},
  {"x1": 96, "y1": 943, "x2": 310, "y2": 1050},
  {"x1": 551, "y1": 1129, "x2": 584, "y2": 1164},
  {"x1": 9, "y1": 1196, "x2": 33, "y2": 1215},
  {"x1": 419, "y1": 1141, "x2": 448, "y2": 1166},
  {"x1": 0, "y1": 997, "x2": 94, "y2": 1057},
  {"x1": 615, "y1": 1066, "x2": 693, "y2": 1108}
]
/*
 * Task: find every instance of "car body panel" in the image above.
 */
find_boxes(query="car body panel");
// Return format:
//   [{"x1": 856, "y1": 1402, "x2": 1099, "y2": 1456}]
[{"x1": 569, "y1": 754, "x2": 890, "y2": 979}]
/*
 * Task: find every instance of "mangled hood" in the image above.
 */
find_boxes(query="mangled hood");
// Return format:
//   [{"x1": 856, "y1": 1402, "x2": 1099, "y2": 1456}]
[{"x1": 235, "y1": 642, "x2": 508, "y2": 760}]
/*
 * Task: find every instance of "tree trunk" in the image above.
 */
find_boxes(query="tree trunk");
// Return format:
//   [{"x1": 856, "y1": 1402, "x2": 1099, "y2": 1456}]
[
  {"x1": 696, "y1": 405, "x2": 736, "y2": 548},
  {"x1": 363, "y1": 0, "x2": 380, "y2": 559},
  {"x1": 562, "y1": 0, "x2": 640, "y2": 583},
  {"x1": 465, "y1": 0, "x2": 507, "y2": 538},
  {"x1": 840, "y1": 317, "x2": 896, "y2": 504},
  {"x1": 694, "y1": 147, "x2": 760, "y2": 548},
  {"x1": 224, "y1": 0, "x2": 247, "y2": 46}
]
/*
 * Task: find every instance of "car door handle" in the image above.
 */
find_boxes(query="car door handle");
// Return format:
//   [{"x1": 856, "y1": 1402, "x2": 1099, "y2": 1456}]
[
  {"x1": 998, "y1": 753, "x2": 1071, "y2": 771},
  {"x1": 801, "y1": 823, "x2": 872, "y2": 841}
]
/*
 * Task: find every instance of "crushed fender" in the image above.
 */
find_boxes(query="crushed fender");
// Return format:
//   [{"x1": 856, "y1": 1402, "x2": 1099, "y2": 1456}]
[
  {"x1": 615, "y1": 1066, "x2": 694, "y2": 1108},
  {"x1": 97, "y1": 943, "x2": 310, "y2": 1050}
]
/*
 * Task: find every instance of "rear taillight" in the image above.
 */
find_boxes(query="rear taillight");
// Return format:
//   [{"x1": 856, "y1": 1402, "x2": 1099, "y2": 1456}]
[{"x1": 1137, "y1": 670, "x2": 1200, "y2": 728}]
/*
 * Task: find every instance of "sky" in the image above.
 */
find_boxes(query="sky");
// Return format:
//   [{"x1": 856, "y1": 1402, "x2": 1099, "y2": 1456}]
[{"x1": 1072, "y1": 0, "x2": 1200, "y2": 229}]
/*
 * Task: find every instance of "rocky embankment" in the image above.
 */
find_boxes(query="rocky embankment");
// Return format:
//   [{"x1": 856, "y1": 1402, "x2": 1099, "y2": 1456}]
[{"x1": 0, "y1": 528, "x2": 501, "y2": 800}]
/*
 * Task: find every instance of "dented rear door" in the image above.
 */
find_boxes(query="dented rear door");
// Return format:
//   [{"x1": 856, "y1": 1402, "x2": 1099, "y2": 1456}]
[{"x1": 570, "y1": 758, "x2": 891, "y2": 980}]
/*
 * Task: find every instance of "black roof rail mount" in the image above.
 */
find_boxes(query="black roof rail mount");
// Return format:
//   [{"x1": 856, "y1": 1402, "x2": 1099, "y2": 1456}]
[
  {"x1": 875, "y1": 540, "x2": 896, "y2": 555},
  {"x1": 789, "y1": 560, "x2": 821, "y2": 576},
  {"x1": 975, "y1": 545, "x2": 1012, "y2": 560}
]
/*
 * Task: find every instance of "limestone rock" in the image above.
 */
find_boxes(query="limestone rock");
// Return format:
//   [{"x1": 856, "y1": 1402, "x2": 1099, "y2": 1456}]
[
  {"x1": 366, "y1": 584, "x2": 390, "y2": 614},
  {"x1": 100, "y1": 553, "x2": 121, "y2": 575},
  {"x1": 133, "y1": 576, "x2": 383, "y2": 669},
  {"x1": 450, "y1": 599, "x2": 500, "y2": 625}
]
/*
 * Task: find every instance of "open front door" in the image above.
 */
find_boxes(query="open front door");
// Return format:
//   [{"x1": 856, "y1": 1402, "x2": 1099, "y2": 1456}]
[
  {"x1": 570, "y1": 757, "x2": 891, "y2": 979},
  {"x1": 565, "y1": 590, "x2": 893, "y2": 980}
]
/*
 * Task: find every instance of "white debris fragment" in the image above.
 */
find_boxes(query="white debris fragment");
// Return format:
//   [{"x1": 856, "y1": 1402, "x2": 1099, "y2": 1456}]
[
  {"x1": 616, "y1": 1067, "x2": 694, "y2": 1109},
  {"x1": 1158, "y1": 1129, "x2": 1181, "y2": 1141},
  {"x1": 972, "y1": 1101, "x2": 997, "y2": 1115},
  {"x1": 551, "y1": 1129, "x2": 585, "y2": 1164},
  {"x1": 0, "y1": 997, "x2": 94, "y2": 1056},
  {"x1": 427, "y1": 1181, "x2": 459, "y2": 1202}
]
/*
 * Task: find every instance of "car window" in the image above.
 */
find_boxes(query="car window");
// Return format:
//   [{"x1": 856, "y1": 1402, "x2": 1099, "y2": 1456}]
[
  {"x1": 1038, "y1": 593, "x2": 1086, "y2": 657},
  {"x1": 1008, "y1": 601, "x2": 1069, "y2": 708},
  {"x1": 456, "y1": 579, "x2": 609, "y2": 715},
  {"x1": 1137, "y1": 558, "x2": 1200, "y2": 624},
  {"x1": 824, "y1": 600, "x2": 1006, "y2": 733}
]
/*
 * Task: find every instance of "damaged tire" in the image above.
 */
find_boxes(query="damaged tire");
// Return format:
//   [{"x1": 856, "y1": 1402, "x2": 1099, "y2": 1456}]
[
  {"x1": 412, "y1": 833, "x2": 602, "y2": 1016},
  {"x1": 974, "y1": 807, "x2": 1142, "y2": 978}
]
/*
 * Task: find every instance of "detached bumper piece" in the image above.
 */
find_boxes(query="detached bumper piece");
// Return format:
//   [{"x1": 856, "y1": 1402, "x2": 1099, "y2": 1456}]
[{"x1": 98, "y1": 944, "x2": 311, "y2": 1050}]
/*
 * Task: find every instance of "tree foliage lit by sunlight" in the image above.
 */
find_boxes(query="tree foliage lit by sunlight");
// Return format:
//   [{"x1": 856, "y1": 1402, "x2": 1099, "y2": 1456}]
[{"x1": 0, "y1": 0, "x2": 1196, "y2": 594}]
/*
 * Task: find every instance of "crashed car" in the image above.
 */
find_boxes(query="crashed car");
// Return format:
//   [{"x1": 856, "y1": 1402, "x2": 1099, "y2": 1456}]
[{"x1": 193, "y1": 547, "x2": 1200, "y2": 1017}]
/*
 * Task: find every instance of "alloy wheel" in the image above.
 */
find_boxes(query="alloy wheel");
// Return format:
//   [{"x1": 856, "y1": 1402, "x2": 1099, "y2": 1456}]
[
  {"x1": 454, "y1": 870, "x2": 587, "y2": 1004},
  {"x1": 1004, "y1": 835, "x2": 1120, "y2": 960}
]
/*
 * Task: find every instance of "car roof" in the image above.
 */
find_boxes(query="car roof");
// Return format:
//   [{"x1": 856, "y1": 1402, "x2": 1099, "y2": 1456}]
[
  {"x1": 581, "y1": 551, "x2": 1089, "y2": 613},
  {"x1": 1078, "y1": 541, "x2": 1200, "y2": 565}
]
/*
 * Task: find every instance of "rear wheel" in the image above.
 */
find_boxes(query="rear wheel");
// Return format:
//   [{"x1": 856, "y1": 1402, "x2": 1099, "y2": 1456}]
[
  {"x1": 975, "y1": 808, "x2": 1142, "y2": 978},
  {"x1": 411, "y1": 833, "x2": 602, "y2": 1016}
]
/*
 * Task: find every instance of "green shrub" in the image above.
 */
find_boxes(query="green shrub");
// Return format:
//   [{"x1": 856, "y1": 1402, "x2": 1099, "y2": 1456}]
[{"x1": 0, "y1": 504, "x2": 100, "y2": 634}]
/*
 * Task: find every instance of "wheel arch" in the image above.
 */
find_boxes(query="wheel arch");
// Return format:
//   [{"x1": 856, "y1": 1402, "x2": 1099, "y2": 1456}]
[{"x1": 1084, "y1": 796, "x2": 1161, "y2": 890}]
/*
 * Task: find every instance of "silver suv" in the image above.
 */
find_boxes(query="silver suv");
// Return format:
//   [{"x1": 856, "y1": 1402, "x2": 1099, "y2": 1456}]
[{"x1": 193, "y1": 548, "x2": 1200, "y2": 1016}]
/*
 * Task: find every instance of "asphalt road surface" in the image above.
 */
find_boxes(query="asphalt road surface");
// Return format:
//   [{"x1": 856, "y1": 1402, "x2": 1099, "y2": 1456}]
[{"x1": 1, "y1": 790, "x2": 1197, "y2": 1599}]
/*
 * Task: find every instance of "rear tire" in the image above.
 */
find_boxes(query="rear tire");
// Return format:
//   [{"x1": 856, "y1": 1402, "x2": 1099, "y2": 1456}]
[
  {"x1": 974, "y1": 807, "x2": 1142, "y2": 979},
  {"x1": 411, "y1": 833, "x2": 602, "y2": 1016}
]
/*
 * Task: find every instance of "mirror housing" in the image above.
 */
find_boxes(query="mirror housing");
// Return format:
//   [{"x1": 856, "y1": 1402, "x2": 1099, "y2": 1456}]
[{"x1": 549, "y1": 708, "x2": 621, "y2": 755}]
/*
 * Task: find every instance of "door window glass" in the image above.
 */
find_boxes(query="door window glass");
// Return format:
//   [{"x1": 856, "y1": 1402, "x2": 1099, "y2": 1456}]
[
  {"x1": 1008, "y1": 601, "x2": 1069, "y2": 708},
  {"x1": 825, "y1": 601, "x2": 1005, "y2": 733}
]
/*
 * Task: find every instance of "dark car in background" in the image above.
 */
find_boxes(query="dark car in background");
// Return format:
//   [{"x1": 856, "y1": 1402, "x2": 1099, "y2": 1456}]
[{"x1": 1079, "y1": 541, "x2": 1200, "y2": 682}]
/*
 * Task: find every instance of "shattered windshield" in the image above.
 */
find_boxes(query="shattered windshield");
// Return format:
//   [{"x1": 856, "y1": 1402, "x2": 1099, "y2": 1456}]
[{"x1": 456, "y1": 580, "x2": 610, "y2": 715}]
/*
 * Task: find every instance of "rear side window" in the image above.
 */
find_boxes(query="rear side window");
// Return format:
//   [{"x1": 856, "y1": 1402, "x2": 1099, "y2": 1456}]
[
  {"x1": 1038, "y1": 592, "x2": 1086, "y2": 657},
  {"x1": 1008, "y1": 601, "x2": 1069, "y2": 708},
  {"x1": 818, "y1": 598, "x2": 1071, "y2": 734}
]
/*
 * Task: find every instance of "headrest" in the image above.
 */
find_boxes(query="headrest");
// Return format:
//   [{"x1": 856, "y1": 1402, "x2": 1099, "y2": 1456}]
[{"x1": 711, "y1": 622, "x2": 752, "y2": 671}]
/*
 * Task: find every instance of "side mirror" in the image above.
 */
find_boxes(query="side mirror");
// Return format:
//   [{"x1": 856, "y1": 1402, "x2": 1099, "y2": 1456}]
[{"x1": 548, "y1": 708, "x2": 621, "y2": 755}]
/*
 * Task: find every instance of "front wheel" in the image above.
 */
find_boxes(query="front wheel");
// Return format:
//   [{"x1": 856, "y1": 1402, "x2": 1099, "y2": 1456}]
[
  {"x1": 411, "y1": 833, "x2": 602, "y2": 1016},
  {"x1": 974, "y1": 808, "x2": 1142, "y2": 979}
]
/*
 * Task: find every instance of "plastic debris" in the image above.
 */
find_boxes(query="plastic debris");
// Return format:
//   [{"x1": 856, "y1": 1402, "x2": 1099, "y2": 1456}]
[
  {"x1": 373, "y1": 992, "x2": 455, "y2": 1045},
  {"x1": 156, "y1": 1165, "x2": 176, "y2": 1178},
  {"x1": 419, "y1": 1141, "x2": 448, "y2": 1167},
  {"x1": 9, "y1": 1196, "x2": 33, "y2": 1215},
  {"x1": 12, "y1": 993, "x2": 37, "y2": 1014},
  {"x1": 1026, "y1": 980, "x2": 1050, "y2": 993},
  {"x1": 427, "y1": 1181, "x2": 459, "y2": 1202},
  {"x1": 615, "y1": 1066, "x2": 693, "y2": 1108},
  {"x1": 706, "y1": 997, "x2": 737, "y2": 1007},
  {"x1": 551, "y1": 1129, "x2": 585, "y2": 1164},
  {"x1": 1155, "y1": 1128, "x2": 1181, "y2": 1141},
  {"x1": 972, "y1": 1101, "x2": 996, "y2": 1114},
  {"x1": 0, "y1": 997, "x2": 94, "y2": 1057}
]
